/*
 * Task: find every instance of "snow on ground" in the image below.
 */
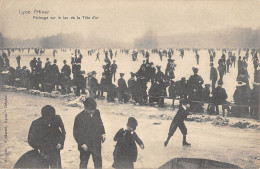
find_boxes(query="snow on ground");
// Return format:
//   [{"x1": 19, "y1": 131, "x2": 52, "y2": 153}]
[{"x1": 0, "y1": 92, "x2": 260, "y2": 169}]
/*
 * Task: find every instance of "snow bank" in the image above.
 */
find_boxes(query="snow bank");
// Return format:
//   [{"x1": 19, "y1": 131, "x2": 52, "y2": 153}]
[{"x1": 65, "y1": 95, "x2": 88, "y2": 108}]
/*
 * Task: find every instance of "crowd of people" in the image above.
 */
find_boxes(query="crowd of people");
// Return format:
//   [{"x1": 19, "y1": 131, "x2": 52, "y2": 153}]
[{"x1": 0, "y1": 48, "x2": 259, "y2": 119}]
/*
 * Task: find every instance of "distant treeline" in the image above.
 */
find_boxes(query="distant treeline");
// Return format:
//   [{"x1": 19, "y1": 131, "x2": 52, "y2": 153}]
[{"x1": 0, "y1": 27, "x2": 260, "y2": 49}]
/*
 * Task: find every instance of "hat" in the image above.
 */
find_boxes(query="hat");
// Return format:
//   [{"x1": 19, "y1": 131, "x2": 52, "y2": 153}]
[
  {"x1": 113, "y1": 60, "x2": 116, "y2": 62},
  {"x1": 236, "y1": 81, "x2": 246, "y2": 87},
  {"x1": 210, "y1": 62, "x2": 214, "y2": 66},
  {"x1": 127, "y1": 117, "x2": 138, "y2": 130},
  {"x1": 22, "y1": 66, "x2": 27, "y2": 69},
  {"x1": 130, "y1": 72, "x2": 135, "y2": 77},
  {"x1": 217, "y1": 80, "x2": 223, "y2": 86},
  {"x1": 192, "y1": 67, "x2": 198, "y2": 73},
  {"x1": 181, "y1": 77, "x2": 186, "y2": 81},
  {"x1": 92, "y1": 71, "x2": 97, "y2": 75},
  {"x1": 102, "y1": 72, "x2": 106, "y2": 76},
  {"x1": 83, "y1": 97, "x2": 97, "y2": 110},
  {"x1": 41, "y1": 105, "x2": 56, "y2": 118},
  {"x1": 119, "y1": 73, "x2": 125, "y2": 77}
]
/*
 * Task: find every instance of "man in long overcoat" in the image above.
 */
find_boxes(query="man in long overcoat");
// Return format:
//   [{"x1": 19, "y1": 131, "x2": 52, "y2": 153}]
[
  {"x1": 73, "y1": 97, "x2": 106, "y2": 168},
  {"x1": 28, "y1": 105, "x2": 66, "y2": 168}
]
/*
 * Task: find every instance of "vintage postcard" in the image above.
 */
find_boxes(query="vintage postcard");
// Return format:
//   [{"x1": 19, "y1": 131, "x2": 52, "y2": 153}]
[{"x1": 0, "y1": 0, "x2": 260, "y2": 168}]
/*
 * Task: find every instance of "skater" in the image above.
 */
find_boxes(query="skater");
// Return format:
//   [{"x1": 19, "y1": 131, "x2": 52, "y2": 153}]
[
  {"x1": 28, "y1": 105, "x2": 66, "y2": 168},
  {"x1": 117, "y1": 73, "x2": 129, "y2": 103},
  {"x1": 164, "y1": 99, "x2": 191, "y2": 147},
  {"x1": 96, "y1": 51, "x2": 100, "y2": 62},
  {"x1": 195, "y1": 52, "x2": 199, "y2": 65},
  {"x1": 111, "y1": 60, "x2": 118, "y2": 82},
  {"x1": 112, "y1": 117, "x2": 144, "y2": 169},
  {"x1": 210, "y1": 63, "x2": 218, "y2": 91},
  {"x1": 16, "y1": 55, "x2": 21, "y2": 68},
  {"x1": 73, "y1": 97, "x2": 106, "y2": 169}
]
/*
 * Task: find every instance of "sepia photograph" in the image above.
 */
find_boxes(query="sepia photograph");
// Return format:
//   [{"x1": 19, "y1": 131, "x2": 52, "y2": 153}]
[{"x1": 0, "y1": 0, "x2": 260, "y2": 168}]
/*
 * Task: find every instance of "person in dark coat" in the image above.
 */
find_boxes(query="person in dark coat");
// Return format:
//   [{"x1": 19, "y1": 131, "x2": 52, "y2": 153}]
[
  {"x1": 155, "y1": 65, "x2": 164, "y2": 82},
  {"x1": 112, "y1": 117, "x2": 144, "y2": 169},
  {"x1": 30, "y1": 57, "x2": 37, "y2": 71},
  {"x1": 217, "y1": 58, "x2": 226, "y2": 85},
  {"x1": 16, "y1": 55, "x2": 21, "y2": 68},
  {"x1": 210, "y1": 63, "x2": 218, "y2": 91},
  {"x1": 14, "y1": 150, "x2": 48, "y2": 168},
  {"x1": 127, "y1": 72, "x2": 136, "y2": 101},
  {"x1": 50, "y1": 59, "x2": 60, "y2": 90},
  {"x1": 28, "y1": 105, "x2": 66, "y2": 168},
  {"x1": 212, "y1": 81, "x2": 230, "y2": 116},
  {"x1": 118, "y1": 73, "x2": 129, "y2": 103},
  {"x1": 164, "y1": 99, "x2": 191, "y2": 147},
  {"x1": 232, "y1": 81, "x2": 251, "y2": 117},
  {"x1": 165, "y1": 59, "x2": 176, "y2": 80},
  {"x1": 111, "y1": 60, "x2": 118, "y2": 82},
  {"x1": 73, "y1": 97, "x2": 106, "y2": 169},
  {"x1": 195, "y1": 52, "x2": 199, "y2": 65},
  {"x1": 45, "y1": 58, "x2": 51, "y2": 70},
  {"x1": 231, "y1": 53, "x2": 236, "y2": 68},
  {"x1": 61, "y1": 60, "x2": 71, "y2": 94},
  {"x1": 89, "y1": 71, "x2": 100, "y2": 98},
  {"x1": 188, "y1": 67, "x2": 204, "y2": 112},
  {"x1": 226, "y1": 56, "x2": 231, "y2": 73}
]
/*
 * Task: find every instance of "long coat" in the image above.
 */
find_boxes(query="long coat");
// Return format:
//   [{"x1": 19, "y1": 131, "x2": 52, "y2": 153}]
[
  {"x1": 212, "y1": 86, "x2": 228, "y2": 105},
  {"x1": 28, "y1": 115, "x2": 66, "y2": 154},
  {"x1": 210, "y1": 67, "x2": 218, "y2": 82},
  {"x1": 113, "y1": 128, "x2": 143, "y2": 166},
  {"x1": 73, "y1": 109, "x2": 105, "y2": 152},
  {"x1": 118, "y1": 78, "x2": 127, "y2": 93}
]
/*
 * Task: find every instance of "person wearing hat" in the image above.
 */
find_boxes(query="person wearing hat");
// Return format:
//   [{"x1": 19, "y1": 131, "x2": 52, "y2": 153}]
[
  {"x1": 99, "y1": 72, "x2": 107, "y2": 98},
  {"x1": 73, "y1": 97, "x2": 106, "y2": 168},
  {"x1": 232, "y1": 81, "x2": 251, "y2": 117},
  {"x1": 217, "y1": 58, "x2": 226, "y2": 85},
  {"x1": 112, "y1": 117, "x2": 144, "y2": 169},
  {"x1": 117, "y1": 73, "x2": 129, "y2": 103},
  {"x1": 188, "y1": 67, "x2": 204, "y2": 111},
  {"x1": 165, "y1": 59, "x2": 176, "y2": 80},
  {"x1": 212, "y1": 80, "x2": 230, "y2": 116},
  {"x1": 30, "y1": 57, "x2": 37, "y2": 71},
  {"x1": 155, "y1": 65, "x2": 164, "y2": 82},
  {"x1": 88, "y1": 71, "x2": 100, "y2": 98},
  {"x1": 111, "y1": 60, "x2": 118, "y2": 82},
  {"x1": 61, "y1": 60, "x2": 72, "y2": 94},
  {"x1": 148, "y1": 62, "x2": 156, "y2": 84},
  {"x1": 164, "y1": 99, "x2": 192, "y2": 147},
  {"x1": 128, "y1": 72, "x2": 136, "y2": 101},
  {"x1": 28, "y1": 105, "x2": 66, "y2": 168},
  {"x1": 210, "y1": 63, "x2": 218, "y2": 91}
]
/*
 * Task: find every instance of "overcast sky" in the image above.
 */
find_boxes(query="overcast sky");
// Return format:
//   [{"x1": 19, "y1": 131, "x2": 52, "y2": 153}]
[{"x1": 0, "y1": 0, "x2": 260, "y2": 42}]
